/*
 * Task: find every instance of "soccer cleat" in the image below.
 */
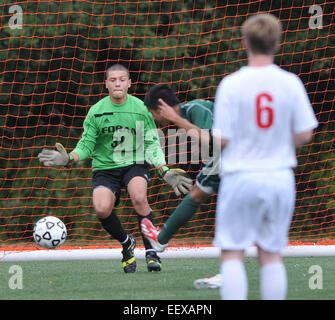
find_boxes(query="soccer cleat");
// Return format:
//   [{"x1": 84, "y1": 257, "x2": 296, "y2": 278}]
[
  {"x1": 121, "y1": 235, "x2": 136, "y2": 273},
  {"x1": 146, "y1": 251, "x2": 162, "y2": 272},
  {"x1": 141, "y1": 218, "x2": 168, "y2": 252},
  {"x1": 193, "y1": 274, "x2": 222, "y2": 289}
]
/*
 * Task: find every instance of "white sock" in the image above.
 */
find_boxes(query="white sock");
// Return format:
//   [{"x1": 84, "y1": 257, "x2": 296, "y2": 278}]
[
  {"x1": 260, "y1": 262, "x2": 287, "y2": 300},
  {"x1": 220, "y1": 259, "x2": 248, "y2": 300}
]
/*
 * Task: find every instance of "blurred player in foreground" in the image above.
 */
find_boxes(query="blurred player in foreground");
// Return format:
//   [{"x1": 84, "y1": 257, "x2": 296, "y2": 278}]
[
  {"x1": 38, "y1": 64, "x2": 192, "y2": 273},
  {"x1": 212, "y1": 14, "x2": 318, "y2": 299},
  {"x1": 141, "y1": 84, "x2": 222, "y2": 288}
]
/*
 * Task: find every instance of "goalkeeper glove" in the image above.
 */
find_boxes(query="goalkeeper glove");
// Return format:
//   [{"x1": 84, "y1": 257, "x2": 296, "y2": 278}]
[
  {"x1": 158, "y1": 166, "x2": 193, "y2": 197},
  {"x1": 38, "y1": 143, "x2": 71, "y2": 167}
]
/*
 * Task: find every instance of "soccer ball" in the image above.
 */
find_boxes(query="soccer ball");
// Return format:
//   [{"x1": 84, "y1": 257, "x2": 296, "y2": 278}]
[{"x1": 33, "y1": 216, "x2": 67, "y2": 249}]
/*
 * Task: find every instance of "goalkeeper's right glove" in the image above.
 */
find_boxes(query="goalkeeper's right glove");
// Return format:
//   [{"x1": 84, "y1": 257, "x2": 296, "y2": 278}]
[{"x1": 38, "y1": 143, "x2": 71, "y2": 167}]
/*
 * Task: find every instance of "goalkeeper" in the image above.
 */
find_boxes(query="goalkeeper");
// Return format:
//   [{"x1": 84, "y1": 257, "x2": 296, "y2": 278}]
[
  {"x1": 38, "y1": 64, "x2": 192, "y2": 273},
  {"x1": 141, "y1": 85, "x2": 220, "y2": 253}
]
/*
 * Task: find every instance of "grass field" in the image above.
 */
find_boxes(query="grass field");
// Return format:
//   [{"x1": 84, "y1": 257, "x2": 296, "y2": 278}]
[{"x1": 0, "y1": 256, "x2": 334, "y2": 300}]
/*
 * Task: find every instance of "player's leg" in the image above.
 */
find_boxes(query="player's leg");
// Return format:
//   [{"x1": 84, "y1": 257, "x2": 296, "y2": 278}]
[
  {"x1": 158, "y1": 184, "x2": 208, "y2": 244},
  {"x1": 140, "y1": 184, "x2": 207, "y2": 252},
  {"x1": 255, "y1": 169, "x2": 295, "y2": 300},
  {"x1": 92, "y1": 170, "x2": 136, "y2": 273},
  {"x1": 157, "y1": 167, "x2": 220, "y2": 244},
  {"x1": 141, "y1": 168, "x2": 219, "y2": 251},
  {"x1": 127, "y1": 175, "x2": 153, "y2": 245},
  {"x1": 93, "y1": 186, "x2": 136, "y2": 273},
  {"x1": 214, "y1": 172, "x2": 260, "y2": 300},
  {"x1": 93, "y1": 186, "x2": 131, "y2": 245},
  {"x1": 127, "y1": 176, "x2": 151, "y2": 215},
  {"x1": 258, "y1": 248, "x2": 287, "y2": 300},
  {"x1": 126, "y1": 168, "x2": 162, "y2": 272},
  {"x1": 220, "y1": 250, "x2": 247, "y2": 300}
]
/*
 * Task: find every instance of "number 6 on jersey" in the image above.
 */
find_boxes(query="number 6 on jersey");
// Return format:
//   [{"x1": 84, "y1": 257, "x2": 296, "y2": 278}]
[{"x1": 256, "y1": 93, "x2": 274, "y2": 129}]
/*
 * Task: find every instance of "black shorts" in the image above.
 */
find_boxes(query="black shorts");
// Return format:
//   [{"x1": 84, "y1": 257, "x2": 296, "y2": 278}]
[{"x1": 92, "y1": 164, "x2": 150, "y2": 206}]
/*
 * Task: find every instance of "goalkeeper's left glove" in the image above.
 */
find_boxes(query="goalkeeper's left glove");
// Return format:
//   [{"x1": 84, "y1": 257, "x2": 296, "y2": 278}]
[
  {"x1": 158, "y1": 165, "x2": 193, "y2": 197},
  {"x1": 38, "y1": 143, "x2": 70, "y2": 167}
]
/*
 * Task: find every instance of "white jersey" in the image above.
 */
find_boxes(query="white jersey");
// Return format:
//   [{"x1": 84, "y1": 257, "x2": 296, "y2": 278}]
[{"x1": 213, "y1": 64, "x2": 318, "y2": 174}]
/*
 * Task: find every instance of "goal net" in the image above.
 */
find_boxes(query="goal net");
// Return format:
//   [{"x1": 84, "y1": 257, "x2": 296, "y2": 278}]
[{"x1": 0, "y1": 1, "x2": 334, "y2": 258}]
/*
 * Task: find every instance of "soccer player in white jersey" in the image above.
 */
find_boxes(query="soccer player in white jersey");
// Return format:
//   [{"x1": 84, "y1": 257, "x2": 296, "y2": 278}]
[{"x1": 213, "y1": 14, "x2": 318, "y2": 300}]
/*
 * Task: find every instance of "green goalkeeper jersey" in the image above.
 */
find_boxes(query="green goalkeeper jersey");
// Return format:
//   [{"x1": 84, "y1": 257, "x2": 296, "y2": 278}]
[
  {"x1": 73, "y1": 94, "x2": 166, "y2": 171},
  {"x1": 179, "y1": 99, "x2": 214, "y2": 130}
]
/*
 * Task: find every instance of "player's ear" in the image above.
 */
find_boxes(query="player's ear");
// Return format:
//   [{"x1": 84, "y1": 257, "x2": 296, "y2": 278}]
[
  {"x1": 128, "y1": 78, "x2": 131, "y2": 88},
  {"x1": 274, "y1": 41, "x2": 281, "y2": 53},
  {"x1": 242, "y1": 38, "x2": 248, "y2": 50}
]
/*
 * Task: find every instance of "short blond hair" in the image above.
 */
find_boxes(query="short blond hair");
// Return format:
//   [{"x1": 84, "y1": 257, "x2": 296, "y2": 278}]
[{"x1": 242, "y1": 14, "x2": 282, "y2": 55}]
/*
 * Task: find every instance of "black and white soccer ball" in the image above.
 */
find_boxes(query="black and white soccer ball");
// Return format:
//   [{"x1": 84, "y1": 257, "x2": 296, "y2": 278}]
[{"x1": 33, "y1": 216, "x2": 67, "y2": 249}]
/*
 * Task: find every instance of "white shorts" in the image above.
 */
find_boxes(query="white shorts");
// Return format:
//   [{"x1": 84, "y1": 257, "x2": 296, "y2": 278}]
[{"x1": 213, "y1": 169, "x2": 296, "y2": 253}]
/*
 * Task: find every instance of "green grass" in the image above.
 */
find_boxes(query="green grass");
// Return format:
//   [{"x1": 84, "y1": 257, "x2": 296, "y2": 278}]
[{"x1": 0, "y1": 257, "x2": 334, "y2": 300}]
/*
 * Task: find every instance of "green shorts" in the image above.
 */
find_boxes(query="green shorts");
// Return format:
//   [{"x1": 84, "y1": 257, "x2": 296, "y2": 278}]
[{"x1": 196, "y1": 159, "x2": 221, "y2": 195}]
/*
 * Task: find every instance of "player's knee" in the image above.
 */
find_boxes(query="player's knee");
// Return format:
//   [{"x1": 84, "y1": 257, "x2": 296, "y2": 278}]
[
  {"x1": 131, "y1": 193, "x2": 148, "y2": 209},
  {"x1": 94, "y1": 202, "x2": 114, "y2": 219},
  {"x1": 93, "y1": 187, "x2": 116, "y2": 218},
  {"x1": 190, "y1": 187, "x2": 209, "y2": 203},
  {"x1": 258, "y1": 247, "x2": 282, "y2": 267}
]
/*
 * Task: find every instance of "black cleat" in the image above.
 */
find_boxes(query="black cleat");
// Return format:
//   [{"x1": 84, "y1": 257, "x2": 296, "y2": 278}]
[
  {"x1": 121, "y1": 235, "x2": 136, "y2": 273},
  {"x1": 146, "y1": 251, "x2": 162, "y2": 272}
]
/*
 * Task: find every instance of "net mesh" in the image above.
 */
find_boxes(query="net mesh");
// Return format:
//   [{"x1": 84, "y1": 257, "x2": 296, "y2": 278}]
[{"x1": 0, "y1": 0, "x2": 334, "y2": 249}]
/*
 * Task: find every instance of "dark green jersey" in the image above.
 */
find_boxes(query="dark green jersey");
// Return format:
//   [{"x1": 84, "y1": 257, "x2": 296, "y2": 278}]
[
  {"x1": 179, "y1": 99, "x2": 214, "y2": 129},
  {"x1": 73, "y1": 94, "x2": 166, "y2": 171}
]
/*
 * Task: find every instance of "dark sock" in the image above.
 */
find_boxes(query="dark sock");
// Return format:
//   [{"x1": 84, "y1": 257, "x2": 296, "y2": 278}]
[
  {"x1": 158, "y1": 194, "x2": 201, "y2": 244},
  {"x1": 137, "y1": 211, "x2": 155, "y2": 252},
  {"x1": 99, "y1": 213, "x2": 128, "y2": 245}
]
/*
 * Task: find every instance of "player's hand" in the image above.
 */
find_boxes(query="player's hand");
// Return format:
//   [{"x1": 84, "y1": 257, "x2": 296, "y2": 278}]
[
  {"x1": 163, "y1": 168, "x2": 193, "y2": 197},
  {"x1": 38, "y1": 143, "x2": 70, "y2": 167},
  {"x1": 157, "y1": 99, "x2": 179, "y2": 122}
]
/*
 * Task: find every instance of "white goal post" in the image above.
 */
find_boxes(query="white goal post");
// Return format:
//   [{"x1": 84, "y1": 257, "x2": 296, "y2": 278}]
[{"x1": 1, "y1": 245, "x2": 335, "y2": 262}]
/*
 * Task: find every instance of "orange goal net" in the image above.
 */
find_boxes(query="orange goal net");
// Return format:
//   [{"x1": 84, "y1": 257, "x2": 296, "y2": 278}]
[{"x1": 0, "y1": 1, "x2": 334, "y2": 252}]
